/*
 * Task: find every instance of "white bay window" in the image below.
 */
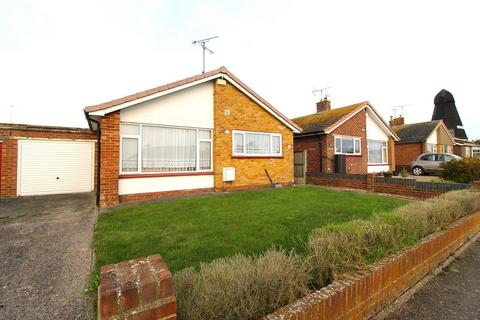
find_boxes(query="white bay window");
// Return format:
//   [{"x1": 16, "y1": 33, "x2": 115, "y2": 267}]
[
  {"x1": 367, "y1": 140, "x2": 388, "y2": 164},
  {"x1": 233, "y1": 130, "x2": 282, "y2": 156},
  {"x1": 120, "y1": 123, "x2": 212, "y2": 174}
]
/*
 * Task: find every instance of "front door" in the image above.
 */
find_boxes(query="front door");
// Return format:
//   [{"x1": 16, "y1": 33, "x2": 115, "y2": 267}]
[{"x1": 294, "y1": 151, "x2": 306, "y2": 184}]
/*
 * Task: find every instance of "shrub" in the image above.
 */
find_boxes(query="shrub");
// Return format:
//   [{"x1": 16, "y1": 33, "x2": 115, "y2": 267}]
[
  {"x1": 174, "y1": 249, "x2": 310, "y2": 320},
  {"x1": 440, "y1": 158, "x2": 480, "y2": 183}
]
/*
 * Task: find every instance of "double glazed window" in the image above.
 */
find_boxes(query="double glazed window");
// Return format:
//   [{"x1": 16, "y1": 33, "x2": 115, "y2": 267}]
[
  {"x1": 334, "y1": 136, "x2": 361, "y2": 155},
  {"x1": 367, "y1": 140, "x2": 388, "y2": 164},
  {"x1": 120, "y1": 123, "x2": 212, "y2": 174},
  {"x1": 233, "y1": 131, "x2": 282, "y2": 156}
]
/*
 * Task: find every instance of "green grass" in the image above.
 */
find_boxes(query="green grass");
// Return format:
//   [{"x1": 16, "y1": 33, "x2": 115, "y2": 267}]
[{"x1": 93, "y1": 186, "x2": 406, "y2": 275}]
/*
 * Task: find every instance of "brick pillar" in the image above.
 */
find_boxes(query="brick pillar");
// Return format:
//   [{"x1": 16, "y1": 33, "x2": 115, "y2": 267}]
[
  {"x1": 99, "y1": 112, "x2": 120, "y2": 208},
  {"x1": 388, "y1": 137, "x2": 396, "y2": 172},
  {"x1": 98, "y1": 254, "x2": 176, "y2": 320},
  {"x1": 366, "y1": 173, "x2": 376, "y2": 192},
  {"x1": 0, "y1": 138, "x2": 18, "y2": 197}
]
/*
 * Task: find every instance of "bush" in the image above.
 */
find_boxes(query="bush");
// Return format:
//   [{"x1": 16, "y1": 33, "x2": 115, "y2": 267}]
[
  {"x1": 440, "y1": 158, "x2": 480, "y2": 183},
  {"x1": 174, "y1": 249, "x2": 310, "y2": 320},
  {"x1": 174, "y1": 190, "x2": 480, "y2": 320}
]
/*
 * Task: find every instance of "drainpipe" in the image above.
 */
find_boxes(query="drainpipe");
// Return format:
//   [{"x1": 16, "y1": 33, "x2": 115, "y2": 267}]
[{"x1": 85, "y1": 111, "x2": 101, "y2": 207}]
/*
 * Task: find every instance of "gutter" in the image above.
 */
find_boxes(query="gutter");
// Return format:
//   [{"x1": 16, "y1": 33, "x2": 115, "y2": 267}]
[{"x1": 84, "y1": 111, "x2": 101, "y2": 207}]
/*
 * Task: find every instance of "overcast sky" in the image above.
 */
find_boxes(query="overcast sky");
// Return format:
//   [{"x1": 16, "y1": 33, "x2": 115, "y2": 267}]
[{"x1": 1, "y1": 0, "x2": 479, "y2": 139}]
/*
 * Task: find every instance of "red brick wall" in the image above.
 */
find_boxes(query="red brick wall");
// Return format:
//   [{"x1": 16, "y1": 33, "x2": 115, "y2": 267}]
[
  {"x1": 99, "y1": 112, "x2": 120, "y2": 208},
  {"x1": 266, "y1": 210, "x2": 480, "y2": 320},
  {"x1": 294, "y1": 135, "x2": 321, "y2": 173},
  {"x1": 294, "y1": 109, "x2": 368, "y2": 174},
  {"x1": 394, "y1": 143, "x2": 423, "y2": 168},
  {"x1": 98, "y1": 254, "x2": 176, "y2": 320},
  {"x1": 0, "y1": 126, "x2": 97, "y2": 197}
]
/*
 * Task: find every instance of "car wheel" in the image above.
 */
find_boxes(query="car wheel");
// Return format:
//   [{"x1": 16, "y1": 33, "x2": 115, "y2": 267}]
[{"x1": 412, "y1": 166, "x2": 424, "y2": 176}]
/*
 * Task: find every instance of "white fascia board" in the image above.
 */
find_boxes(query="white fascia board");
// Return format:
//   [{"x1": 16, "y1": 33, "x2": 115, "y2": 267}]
[{"x1": 88, "y1": 73, "x2": 300, "y2": 133}]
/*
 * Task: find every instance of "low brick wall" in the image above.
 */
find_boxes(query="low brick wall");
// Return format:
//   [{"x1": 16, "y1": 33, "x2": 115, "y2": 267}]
[
  {"x1": 307, "y1": 172, "x2": 368, "y2": 190},
  {"x1": 306, "y1": 172, "x2": 471, "y2": 199},
  {"x1": 264, "y1": 210, "x2": 480, "y2": 320},
  {"x1": 98, "y1": 254, "x2": 176, "y2": 320}
]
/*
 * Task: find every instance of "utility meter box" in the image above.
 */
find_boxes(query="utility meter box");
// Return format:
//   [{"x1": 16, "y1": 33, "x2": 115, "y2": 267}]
[{"x1": 223, "y1": 167, "x2": 235, "y2": 182}]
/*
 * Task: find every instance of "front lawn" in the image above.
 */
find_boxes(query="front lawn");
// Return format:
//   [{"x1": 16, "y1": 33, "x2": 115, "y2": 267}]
[{"x1": 93, "y1": 185, "x2": 406, "y2": 274}]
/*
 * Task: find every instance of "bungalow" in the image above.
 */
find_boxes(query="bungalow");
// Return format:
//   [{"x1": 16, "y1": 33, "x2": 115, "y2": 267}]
[
  {"x1": 390, "y1": 117, "x2": 456, "y2": 170},
  {"x1": 292, "y1": 99, "x2": 399, "y2": 176},
  {"x1": 84, "y1": 67, "x2": 301, "y2": 207}
]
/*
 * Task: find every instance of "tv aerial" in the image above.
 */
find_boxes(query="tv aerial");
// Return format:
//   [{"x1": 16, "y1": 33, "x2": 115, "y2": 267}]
[
  {"x1": 192, "y1": 36, "x2": 219, "y2": 73},
  {"x1": 392, "y1": 105, "x2": 410, "y2": 118},
  {"x1": 312, "y1": 86, "x2": 332, "y2": 100}
]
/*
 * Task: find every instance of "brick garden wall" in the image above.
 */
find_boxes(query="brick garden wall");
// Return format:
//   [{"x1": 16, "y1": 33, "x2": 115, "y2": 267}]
[
  {"x1": 306, "y1": 172, "x2": 471, "y2": 199},
  {"x1": 264, "y1": 210, "x2": 480, "y2": 320},
  {"x1": 0, "y1": 124, "x2": 97, "y2": 197}
]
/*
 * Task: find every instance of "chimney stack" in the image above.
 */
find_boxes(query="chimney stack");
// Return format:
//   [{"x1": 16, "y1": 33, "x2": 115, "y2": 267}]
[
  {"x1": 389, "y1": 116, "x2": 405, "y2": 127},
  {"x1": 316, "y1": 98, "x2": 331, "y2": 113}
]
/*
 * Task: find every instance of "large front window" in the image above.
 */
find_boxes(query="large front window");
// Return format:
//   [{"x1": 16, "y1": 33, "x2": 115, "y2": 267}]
[
  {"x1": 334, "y1": 136, "x2": 361, "y2": 155},
  {"x1": 232, "y1": 131, "x2": 282, "y2": 156},
  {"x1": 367, "y1": 140, "x2": 388, "y2": 164},
  {"x1": 120, "y1": 123, "x2": 212, "y2": 174}
]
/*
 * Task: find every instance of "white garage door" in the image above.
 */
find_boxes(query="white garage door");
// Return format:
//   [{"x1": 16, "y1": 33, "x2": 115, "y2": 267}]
[{"x1": 18, "y1": 140, "x2": 94, "y2": 196}]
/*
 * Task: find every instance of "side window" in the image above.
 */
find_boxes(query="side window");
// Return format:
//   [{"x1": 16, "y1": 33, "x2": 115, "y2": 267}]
[
  {"x1": 444, "y1": 155, "x2": 454, "y2": 162},
  {"x1": 420, "y1": 154, "x2": 435, "y2": 161},
  {"x1": 436, "y1": 154, "x2": 445, "y2": 162}
]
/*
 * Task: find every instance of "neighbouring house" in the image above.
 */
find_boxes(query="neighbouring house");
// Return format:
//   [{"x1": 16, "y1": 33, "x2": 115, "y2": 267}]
[
  {"x1": 0, "y1": 123, "x2": 97, "y2": 198},
  {"x1": 84, "y1": 66, "x2": 301, "y2": 208},
  {"x1": 292, "y1": 99, "x2": 399, "y2": 175},
  {"x1": 431, "y1": 89, "x2": 480, "y2": 157},
  {"x1": 390, "y1": 118, "x2": 456, "y2": 170}
]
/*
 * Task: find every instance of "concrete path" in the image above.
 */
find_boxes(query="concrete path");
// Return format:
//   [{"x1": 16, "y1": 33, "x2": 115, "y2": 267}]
[
  {"x1": 0, "y1": 193, "x2": 96, "y2": 320},
  {"x1": 385, "y1": 238, "x2": 480, "y2": 320}
]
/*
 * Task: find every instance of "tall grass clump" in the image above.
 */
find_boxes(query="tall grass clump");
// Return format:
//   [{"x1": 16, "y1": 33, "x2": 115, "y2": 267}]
[
  {"x1": 174, "y1": 249, "x2": 310, "y2": 320},
  {"x1": 307, "y1": 190, "x2": 480, "y2": 287}
]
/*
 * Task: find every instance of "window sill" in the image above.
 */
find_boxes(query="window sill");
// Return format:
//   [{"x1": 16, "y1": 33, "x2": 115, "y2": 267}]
[
  {"x1": 119, "y1": 171, "x2": 214, "y2": 179},
  {"x1": 367, "y1": 163, "x2": 389, "y2": 166},
  {"x1": 232, "y1": 155, "x2": 284, "y2": 159},
  {"x1": 334, "y1": 153, "x2": 362, "y2": 157}
]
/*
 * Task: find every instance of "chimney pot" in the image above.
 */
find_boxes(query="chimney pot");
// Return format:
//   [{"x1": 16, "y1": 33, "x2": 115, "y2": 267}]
[
  {"x1": 316, "y1": 98, "x2": 331, "y2": 113},
  {"x1": 389, "y1": 116, "x2": 405, "y2": 127}
]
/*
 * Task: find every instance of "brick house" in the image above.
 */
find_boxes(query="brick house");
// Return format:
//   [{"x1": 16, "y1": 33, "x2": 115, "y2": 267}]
[
  {"x1": 390, "y1": 117, "x2": 456, "y2": 170},
  {"x1": 292, "y1": 99, "x2": 399, "y2": 175},
  {"x1": 84, "y1": 66, "x2": 301, "y2": 207},
  {"x1": 0, "y1": 123, "x2": 97, "y2": 198}
]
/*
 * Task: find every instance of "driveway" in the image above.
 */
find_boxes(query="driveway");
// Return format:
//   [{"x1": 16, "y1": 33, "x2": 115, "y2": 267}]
[
  {"x1": 0, "y1": 193, "x2": 96, "y2": 320},
  {"x1": 384, "y1": 238, "x2": 480, "y2": 320}
]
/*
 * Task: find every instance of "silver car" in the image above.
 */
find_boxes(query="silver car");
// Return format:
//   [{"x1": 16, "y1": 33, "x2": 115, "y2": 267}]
[{"x1": 411, "y1": 153, "x2": 461, "y2": 176}]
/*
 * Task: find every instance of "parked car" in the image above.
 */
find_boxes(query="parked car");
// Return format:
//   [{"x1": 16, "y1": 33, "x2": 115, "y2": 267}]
[{"x1": 411, "y1": 153, "x2": 462, "y2": 176}]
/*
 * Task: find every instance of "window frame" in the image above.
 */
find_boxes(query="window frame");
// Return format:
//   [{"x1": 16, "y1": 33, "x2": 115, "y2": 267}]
[
  {"x1": 367, "y1": 139, "x2": 388, "y2": 165},
  {"x1": 232, "y1": 130, "x2": 283, "y2": 157},
  {"x1": 334, "y1": 135, "x2": 362, "y2": 155},
  {"x1": 119, "y1": 122, "x2": 213, "y2": 175}
]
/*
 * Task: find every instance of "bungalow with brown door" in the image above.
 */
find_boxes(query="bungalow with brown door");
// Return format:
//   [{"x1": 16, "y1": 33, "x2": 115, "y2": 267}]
[
  {"x1": 292, "y1": 99, "x2": 399, "y2": 176},
  {"x1": 390, "y1": 117, "x2": 456, "y2": 171},
  {"x1": 84, "y1": 66, "x2": 302, "y2": 208}
]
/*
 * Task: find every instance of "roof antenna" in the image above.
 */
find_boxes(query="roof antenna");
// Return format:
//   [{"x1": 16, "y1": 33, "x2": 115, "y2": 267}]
[
  {"x1": 192, "y1": 36, "x2": 219, "y2": 73},
  {"x1": 312, "y1": 86, "x2": 332, "y2": 101},
  {"x1": 10, "y1": 105, "x2": 14, "y2": 124},
  {"x1": 392, "y1": 105, "x2": 410, "y2": 118}
]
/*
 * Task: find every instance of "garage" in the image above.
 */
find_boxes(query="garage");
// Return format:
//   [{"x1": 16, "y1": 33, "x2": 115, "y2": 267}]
[{"x1": 18, "y1": 140, "x2": 95, "y2": 196}]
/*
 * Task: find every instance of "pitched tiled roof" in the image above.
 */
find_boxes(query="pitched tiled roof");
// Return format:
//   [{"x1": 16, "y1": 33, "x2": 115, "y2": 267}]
[
  {"x1": 392, "y1": 120, "x2": 441, "y2": 144},
  {"x1": 292, "y1": 102, "x2": 367, "y2": 135},
  {"x1": 84, "y1": 66, "x2": 302, "y2": 132}
]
